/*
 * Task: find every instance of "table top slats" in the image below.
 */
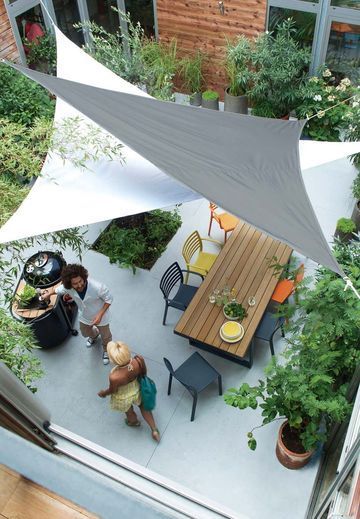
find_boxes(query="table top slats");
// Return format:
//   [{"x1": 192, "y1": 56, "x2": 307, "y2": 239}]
[{"x1": 175, "y1": 222, "x2": 292, "y2": 361}]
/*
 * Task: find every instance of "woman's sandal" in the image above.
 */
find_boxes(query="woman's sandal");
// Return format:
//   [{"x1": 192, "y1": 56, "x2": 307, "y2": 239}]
[
  {"x1": 151, "y1": 428, "x2": 160, "y2": 442},
  {"x1": 124, "y1": 418, "x2": 141, "y2": 427}
]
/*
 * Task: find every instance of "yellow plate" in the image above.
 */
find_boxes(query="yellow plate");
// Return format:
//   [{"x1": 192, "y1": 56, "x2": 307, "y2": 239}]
[{"x1": 220, "y1": 323, "x2": 244, "y2": 343}]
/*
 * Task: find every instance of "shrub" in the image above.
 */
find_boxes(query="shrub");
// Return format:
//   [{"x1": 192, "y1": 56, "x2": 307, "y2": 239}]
[
  {"x1": 0, "y1": 308, "x2": 43, "y2": 393},
  {"x1": 94, "y1": 209, "x2": 182, "y2": 273},
  {"x1": 0, "y1": 63, "x2": 55, "y2": 125},
  {"x1": 352, "y1": 174, "x2": 360, "y2": 200},
  {"x1": 25, "y1": 32, "x2": 57, "y2": 75},
  {"x1": 202, "y1": 90, "x2": 219, "y2": 101},
  {"x1": 336, "y1": 217, "x2": 356, "y2": 233}
]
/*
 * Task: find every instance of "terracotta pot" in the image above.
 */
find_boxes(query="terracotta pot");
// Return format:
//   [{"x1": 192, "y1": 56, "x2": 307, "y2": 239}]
[
  {"x1": 224, "y1": 87, "x2": 248, "y2": 114},
  {"x1": 276, "y1": 421, "x2": 313, "y2": 469},
  {"x1": 280, "y1": 114, "x2": 290, "y2": 120},
  {"x1": 351, "y1": 200, "x2": 360, "y2": 232}
]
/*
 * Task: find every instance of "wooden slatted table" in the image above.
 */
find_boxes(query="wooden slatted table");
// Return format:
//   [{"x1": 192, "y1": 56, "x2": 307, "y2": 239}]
[{"x1": 174, "y1": 222, "x2": 292, "y2": 367}]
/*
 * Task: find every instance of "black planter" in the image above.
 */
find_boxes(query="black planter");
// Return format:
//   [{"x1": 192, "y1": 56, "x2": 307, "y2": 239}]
[
  {"x1": 224, "y1": 88, "x2": 248, "y2": 114},
  {"x1": 201, "y1": 96, "x2": 219, "y2": 110},
  {"x1": 190, "y1": 92, "x2": 202, "y2": 106}
]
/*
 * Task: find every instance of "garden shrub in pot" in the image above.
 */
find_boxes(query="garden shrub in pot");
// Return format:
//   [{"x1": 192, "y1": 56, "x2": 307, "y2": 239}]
[
  {"x1": 180, "y1": 50, "x2": 205, "y2": 106},
  {"x1": 202, "y1": 90, "x2": 219, "y2": 110},
  {"x1": 225, "y1": 241, "x2": 360, "y2": 468},
  {"x1": 224, "y1": 35, "x2": 251, "y2": 114},
  {"x1": 335, "y1": 217, "x2": 356, "y2": 243},
  {"x1": 248, "y1": 19, "x2": 311, "y2": 118}
]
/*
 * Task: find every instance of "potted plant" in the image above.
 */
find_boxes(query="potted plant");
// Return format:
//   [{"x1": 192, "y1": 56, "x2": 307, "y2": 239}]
[
  {"x1": 335, "y1": 217, "x2": 356, "y2": 243},
  {"x1": 225, "y1": 244, "x2": 359, "y2": 469},
  {"x1": 224, "y1": 36, "x2": 251, "y2": 114},
  {"x1": 248, "y1": 19, "x2": 311, "y2": 118},
  {"x1": 15, "y1": 284, "x2": 38, "y2": 309},
  {"x1": 296, "y1": 68, "x2": 355, "y2": 141},
  {"x1": 180, "y1": 50, "x2": 205, "y2": 106},
  {"x1": 202, "y1": 90, "x2": 219, "y2": 110}
]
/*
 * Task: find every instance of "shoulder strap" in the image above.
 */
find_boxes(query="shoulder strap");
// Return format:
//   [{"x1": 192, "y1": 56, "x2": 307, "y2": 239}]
[{"x1": 133, "y1": 355, "x2": 147, "y2": 376}]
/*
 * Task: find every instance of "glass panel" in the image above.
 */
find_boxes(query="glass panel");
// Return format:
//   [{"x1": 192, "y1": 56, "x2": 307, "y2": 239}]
[
  {"x1": 125, "y1": 0, "x2": 155, "y2": 38},
  {"x1": 53, "y1": 0, "x2": 84, "y2": 46},
  {"x1": 331, "y1": 0, "x2": 360, "y2": 10},
  {"x1": 326, "y1": 21, "x2": 360, "y2": 82},
  {"x1": 15, "y1": 5, "x2": 45, "y2": 41},
  {"x1": 268, "y1": 6, "x2": 316, "y2": 48},
  {"x1": 86, "y1": 0, "x2": 119, "y2": 34}
]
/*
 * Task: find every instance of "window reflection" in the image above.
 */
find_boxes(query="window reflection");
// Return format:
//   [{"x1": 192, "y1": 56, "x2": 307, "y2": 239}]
[
  {"x1": 87, "y1": 0, "x2": 119, "y2": 34},
  {"x1": 268, "y1": 7, "x2": 316, "y2": 48},
  {"x1": 53, "y1": 0, "x2": 84, "y2": 46},
  {"x1": 125, "y1": 0, "x2": 155, "y2": 38},
  {"x1": 326, "y1": 22, "x2": 360, "y2": 82},
  {"x1": 331, "y1": 0, "x2": 360, "y2": 10}
]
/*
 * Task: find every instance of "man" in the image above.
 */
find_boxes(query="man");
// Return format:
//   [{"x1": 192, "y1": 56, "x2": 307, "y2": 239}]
[{"x1": 42, "y1": 264, "x2": 113, "y2": 365}]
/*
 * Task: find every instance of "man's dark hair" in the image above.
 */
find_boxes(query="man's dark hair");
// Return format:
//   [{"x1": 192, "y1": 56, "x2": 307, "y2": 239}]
[{"x1": 61, "y1": 264, "x2": 88, "y2": 289}]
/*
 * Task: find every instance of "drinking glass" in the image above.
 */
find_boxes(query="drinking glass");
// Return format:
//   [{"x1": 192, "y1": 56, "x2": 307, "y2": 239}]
[
  {"x1": 248, "y1": 296, "x2": 256, "y2": 307},
  {"x1": 209, "y1": 292, "x2": 216, "y2": 304}
]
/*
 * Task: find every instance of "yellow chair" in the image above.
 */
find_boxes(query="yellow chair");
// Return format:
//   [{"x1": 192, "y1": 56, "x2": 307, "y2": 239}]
[
  {"x1": 208, "y1": 203, "x2": 239, "y2": 242},
  {"x1": 182, "y1": 231, "x2": 222, "y2": 283}
]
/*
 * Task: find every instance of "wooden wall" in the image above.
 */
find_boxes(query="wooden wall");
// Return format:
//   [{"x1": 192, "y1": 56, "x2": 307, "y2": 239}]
[
  {"x1": 0, "y1": 0, "x2": 19, "y2": 62},
  {"x1": 157, "y1": 0, "x2": 267, "y2": 96}
]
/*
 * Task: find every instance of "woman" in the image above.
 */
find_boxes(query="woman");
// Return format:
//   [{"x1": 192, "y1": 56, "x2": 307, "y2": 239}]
[{"x1": 98, "y1": 341, "x2": 160, "y2": 442}]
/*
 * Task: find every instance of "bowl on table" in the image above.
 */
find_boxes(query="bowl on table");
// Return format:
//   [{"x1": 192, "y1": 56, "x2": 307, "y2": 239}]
[{"x1": 223, "y1": 301, "x2": 247, "y2": 321}]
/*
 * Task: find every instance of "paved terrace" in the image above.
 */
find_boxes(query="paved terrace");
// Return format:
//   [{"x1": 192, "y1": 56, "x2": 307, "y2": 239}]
[{"x1": 33, "y1": 157, "x2": 356, "y2": 519}]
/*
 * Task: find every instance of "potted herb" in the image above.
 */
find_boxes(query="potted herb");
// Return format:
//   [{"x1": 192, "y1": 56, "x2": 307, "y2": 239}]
[
  {"x1": 15, "y1": 284, "x2": 38, "y2": 309},
  {"x1": 335, "y1": 217, "x2": 356, "y2": 243},
  {"x1": 180, "y1": 50, "x2": 205, "y2": 106},
  {"x1": 296, "y1": 68, "x2": 355, "y2": 141},
  {"x1": 248, "y1": 19, "x2": 311, "y2": 118},
  {"x1": 224, "y1": 36, "x2": 251, "y2": 114},
  {"x1": 202, "y1": 90, "x2": 219, "y2": 110}
]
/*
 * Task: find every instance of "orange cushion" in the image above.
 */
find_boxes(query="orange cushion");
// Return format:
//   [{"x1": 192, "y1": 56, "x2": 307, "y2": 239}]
[{"x1": 271, "y1": 279, "x2": 294, "y2": 303}]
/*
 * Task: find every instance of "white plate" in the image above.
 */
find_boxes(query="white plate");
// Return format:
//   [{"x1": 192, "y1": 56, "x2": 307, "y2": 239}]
[{"x1": 220, "y1": 323, "x2": 244, "y2": 343}]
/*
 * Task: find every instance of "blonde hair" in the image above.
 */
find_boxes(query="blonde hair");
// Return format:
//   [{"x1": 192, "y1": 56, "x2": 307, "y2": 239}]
[{"x1": 107, "y1": 341, "x2": 131, "y2": 366}]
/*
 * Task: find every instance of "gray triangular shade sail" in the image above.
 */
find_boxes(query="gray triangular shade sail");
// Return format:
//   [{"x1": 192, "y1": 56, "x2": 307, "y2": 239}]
[{"x1": 8, "y1": 61, "x2": 344, "y2": 276}]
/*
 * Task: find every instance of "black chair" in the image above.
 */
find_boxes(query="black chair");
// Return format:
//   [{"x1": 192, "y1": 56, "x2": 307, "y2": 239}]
[
  {"x1": 159, "y1": 262, "x2": 203, "y2": 325},
  {"x1": 254, "y1": 312, "x2": 285, "y2": 356},
  {"x1": 163, "y1": 352, "x2": 223, "y2": 421}
]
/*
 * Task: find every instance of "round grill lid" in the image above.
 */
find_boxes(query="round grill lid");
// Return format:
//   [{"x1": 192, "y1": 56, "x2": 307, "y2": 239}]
[{"x1": 23, "y1": 251, "x2": 66, "y2": 288}]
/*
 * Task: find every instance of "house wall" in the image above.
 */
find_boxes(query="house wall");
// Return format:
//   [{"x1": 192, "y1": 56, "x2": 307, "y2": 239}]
[
  {"x1": 156, "y1": 0, "x2": 267, "y2": 96},
  {"x1": 0, "y1": 0, "x2": 19, "y2": 62}
]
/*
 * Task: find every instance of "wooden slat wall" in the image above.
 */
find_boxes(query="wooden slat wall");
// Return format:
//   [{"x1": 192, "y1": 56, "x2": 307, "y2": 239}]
[
  {"x1": 0, "y1": 0, "x2": 20, "y2": 62},
  {"x1": 157, "y1": 0, "x2": 267, "y2": 96}
]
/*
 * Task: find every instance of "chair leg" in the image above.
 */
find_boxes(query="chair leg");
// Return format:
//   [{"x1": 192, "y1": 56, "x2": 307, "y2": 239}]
[
  {"x1": 208, "y1": 215, "x2": 213, "y2": 236},
  {"x1": 218, "y1": 375, "x2": 223, "y2": 395},
  {"x1": 190, "y1": 391, "x2": 198, "y2": 422},
  {"x1": 167, "y1": 374, "x2": 173, "y2": 395},
  {"x1": 162, "y1": 303, "x2": 169, "y2": 325},
  {"x1": 281, "y1": 325, "x2": 285, "y2": 338},
  {"x1": 224, "y1": 231, "x2": 227, "y2": 243},
  {"x1": 184, "y1": 267, "x2": 190, "y2": 284},
  {"x1": 269, "y1": 337, "x2": 275, "y2": 356}
]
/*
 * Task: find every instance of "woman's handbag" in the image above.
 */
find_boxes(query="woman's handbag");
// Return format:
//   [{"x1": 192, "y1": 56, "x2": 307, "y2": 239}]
[{"x1": 138, "y1": 375, "x2": 157, "y2": 411}]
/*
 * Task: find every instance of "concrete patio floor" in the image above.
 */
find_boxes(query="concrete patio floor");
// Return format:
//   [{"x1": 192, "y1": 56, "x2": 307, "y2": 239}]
[{"x1": 33, "y1": 157, "x2": 356, "y2": 519}]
